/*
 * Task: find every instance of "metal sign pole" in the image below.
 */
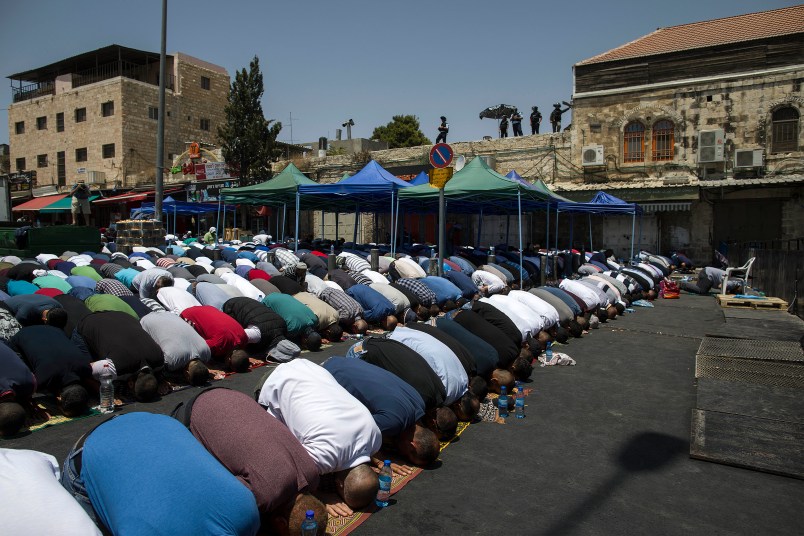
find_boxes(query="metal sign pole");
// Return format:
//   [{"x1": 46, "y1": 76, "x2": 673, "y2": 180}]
[{"x1": 438, "y1": 186, "x2": 445, "y2": 277}]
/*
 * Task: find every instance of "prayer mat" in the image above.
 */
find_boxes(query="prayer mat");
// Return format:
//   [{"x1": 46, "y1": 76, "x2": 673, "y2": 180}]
[
  {"x1": 325, "y1": 418, "x2": 473, "y2": 535},
  {"x1": 0, "y1": 397, "x2": 101, "y2": 438}
]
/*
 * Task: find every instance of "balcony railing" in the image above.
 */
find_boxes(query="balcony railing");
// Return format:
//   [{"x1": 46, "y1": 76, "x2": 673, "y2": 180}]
[{"x1": 12, "y1": 60, "x2": 174, "y2": 103}]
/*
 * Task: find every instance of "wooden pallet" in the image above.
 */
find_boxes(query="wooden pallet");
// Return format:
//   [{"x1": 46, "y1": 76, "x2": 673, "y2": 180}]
[{"x1": 716, "y1": 295, "x2": 788, "y2": 310}]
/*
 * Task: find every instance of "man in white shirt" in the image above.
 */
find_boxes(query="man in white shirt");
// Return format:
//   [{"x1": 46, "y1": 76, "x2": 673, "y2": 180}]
[
  {"x1": 508, "y1": 289, "x2": 560, "y2": 330},
  {"x1": 220, "y1": 272, "x2": 265, "y2": 301},
  {"x1": 258, "y1": 359, "x2": 382, "y2": 517},
  {"x1": 156, "y1": 286, "x2": 202, "y2": 315},
  {"x1": 485, "y1": 295, "x2": 544, "y2": 341},
  {"x1": 391, "y1": 256, "x2": 427, "y2": 280},
  {"x1": 559, "y1": 279, "x2": 602, "y2": 313},
  {"x1": 0, "y1": 448, "x2": 101, "y2": 535},
  {"x1": 471, "y1": 269, "x2": 506, "y2": 296},
  {"x1": 388, "y1": 326, "x2": 478, "y2": 422}
]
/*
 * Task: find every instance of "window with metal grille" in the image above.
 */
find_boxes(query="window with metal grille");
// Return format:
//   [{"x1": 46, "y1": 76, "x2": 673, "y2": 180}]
[
  {"x1": 101, "y1": 101, "x2": 114, "y2": 117},
  {"x1": 16, "y1": 158, "x2": 26, "y2": 171},
  {"x1": 652, "y1": 120, "x2": 674, "y2": 161},
  {"x1": 56, "y1": 112, "x2": 64, "y2": 132},
  {"x1": 76, "y1": 147, "x2": 88, "y2": 162},
  {"x1": 57, "y1": 151, "x2": 66, "y2": 186},
  {"x1": 200, "y1": 118, "x2": 210, "y2": 131},
  {"x1": 201, "y1": 76, "x2": 210, "y2": 90},
  {"x1": 102, "y1": 143, "x2": 115, "y2": 159},
  {"x1": 75, "y1": 107, "x2": 87, "y2": 123},
  {"x1": 15, "y1": 121, "x2": 24, "y2": 135},
  {"x1": 623, "y1": 121, "x2": 645, "y2": 162},
  {"x1": 771, "y1": 106, "x2": 799, "y2": 153},
  {"x1": 37, "y1": 154, "x2": 48, "y2": 168},
  {"x1": 36, "y1": 116, "x2": 47, "y2": 130},
  {"x1": 148, "y1": 106, "x2": 159, "y2": 120}
]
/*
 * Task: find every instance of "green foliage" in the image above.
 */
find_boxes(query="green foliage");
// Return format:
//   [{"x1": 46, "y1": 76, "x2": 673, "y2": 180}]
[
  {"x1": 217, "y1": 56, "x2": 282, "y2": 180},
  {"x1": 371, "y1": 115, "x2": 431, "y2": 149},
  {"x1": 327, "y1": 146, "x2": 347, "y2": 156}
]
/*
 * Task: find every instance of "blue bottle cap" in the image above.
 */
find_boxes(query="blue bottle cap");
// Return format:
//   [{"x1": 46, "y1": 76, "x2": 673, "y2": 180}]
[
  {"x1": 384, "y1": 459, "x2": 391, "y2": 465},
  {"x1": 305, "y1": 509, "x2": 314, "y2": 518}
]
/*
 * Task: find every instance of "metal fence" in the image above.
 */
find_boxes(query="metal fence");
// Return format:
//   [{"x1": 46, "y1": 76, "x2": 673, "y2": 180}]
[{"x1": 729, "y1": 242, "x2": 802, "y2": 318}]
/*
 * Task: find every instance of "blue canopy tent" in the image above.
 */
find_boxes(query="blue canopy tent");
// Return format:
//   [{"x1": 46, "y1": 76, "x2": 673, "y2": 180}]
[
  {"x1": 297, "y1": 160, "x2": 412, "y2": 253},
  {"x1": 554, "y1": 191, "x2": 643, "y2": 259},
  {"x1": 133, "y1": 198, "x2": 236, "y2": 238},
  {"x1": 408, "y1": 171, "x2": 430, "y2": 186}
]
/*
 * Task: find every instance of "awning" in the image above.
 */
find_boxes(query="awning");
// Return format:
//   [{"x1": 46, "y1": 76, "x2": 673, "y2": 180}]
[
  {"x1": 12, "y1": 194, "x2": 67, "y2": 211},
  {"x1": 640, "y1": 202, "x2": 692, "y2": 213},
  {"x1": 40, "y1": 195, "x2": 100, "y2": 213},
  {"x1": 93, "y1": 188, "x2": 182, "y2": 205}
]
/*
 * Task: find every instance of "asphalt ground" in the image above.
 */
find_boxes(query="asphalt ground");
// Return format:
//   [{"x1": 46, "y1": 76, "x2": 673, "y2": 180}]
[{"x1": 4, "y1": 296, "x2": 803, "y2": 535}]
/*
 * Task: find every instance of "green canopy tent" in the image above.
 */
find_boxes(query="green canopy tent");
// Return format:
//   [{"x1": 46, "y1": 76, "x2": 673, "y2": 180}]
[
  {"x1": 220, "y1": 163, "x2": 316, "y2": 239},
  {"x1": 399, "y1": 157, "x2": 552, "y2": 279}
]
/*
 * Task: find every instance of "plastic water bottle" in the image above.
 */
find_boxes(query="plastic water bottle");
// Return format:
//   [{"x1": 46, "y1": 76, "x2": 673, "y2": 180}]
[
  {"x1": 498, "y1": 385, "x2": 509, "y2": 418},
  {"x1": 545, "y1": 341, "x2": 553, "y2": 361},
  {"x1": 300, "y1": 509, "x2": 317, "y2": 536},
  {"x1": 99, "y1": 363, "x2": 115, "y2": 414},
  {"x1": 515, "y1": 381, "x2": 525, "y2": 419},
  {"x1": 375, "y1": 460, "x2": 392, "y2": 507}
]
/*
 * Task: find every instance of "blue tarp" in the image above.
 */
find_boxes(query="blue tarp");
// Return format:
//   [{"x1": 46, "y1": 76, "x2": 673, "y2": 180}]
[
  {"x1": 409, "y1": 171, "x2": 429, "y2": 186},
  {"x1": 132, "y1": 200, "x2": 233, "y2": 217},
  {"x1": 556, "y1": 190, "x2": 641, "y2": 215}
]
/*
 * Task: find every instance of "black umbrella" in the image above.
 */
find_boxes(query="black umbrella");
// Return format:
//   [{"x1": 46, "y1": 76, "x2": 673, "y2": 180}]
[{"x1": 479, "y1": 104, "x2": 518, "y2": 120}]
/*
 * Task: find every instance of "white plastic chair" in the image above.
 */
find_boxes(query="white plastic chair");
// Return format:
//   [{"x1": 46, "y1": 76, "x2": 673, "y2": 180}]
[{"x1": 721, "y1": 257, "x2": 755, "y2": 295}]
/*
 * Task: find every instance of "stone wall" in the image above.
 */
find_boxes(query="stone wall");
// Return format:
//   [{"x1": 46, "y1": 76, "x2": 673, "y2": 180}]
[
  {"x1": 7, "y1": 54, "x2": 230, "y2": 191},
  {"x1": 8, "y1": 79, "x2": 124, "y2": 187},
  {"x1": 569, "y1": 69, "x2": 803, "y2": 183}
]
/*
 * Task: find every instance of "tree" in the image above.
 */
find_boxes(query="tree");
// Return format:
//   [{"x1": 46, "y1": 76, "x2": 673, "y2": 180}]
[
  {"x1": 371, "y1": 115, "x2": 431, "y2": 149},
  {"x1": 217, "y1": 56, "x2": 282, "y2": 181}
]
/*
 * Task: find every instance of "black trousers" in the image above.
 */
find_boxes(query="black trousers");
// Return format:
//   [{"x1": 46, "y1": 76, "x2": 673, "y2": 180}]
[{"x1": 436, "y1": 132, "x2": 447, "y2": 144}]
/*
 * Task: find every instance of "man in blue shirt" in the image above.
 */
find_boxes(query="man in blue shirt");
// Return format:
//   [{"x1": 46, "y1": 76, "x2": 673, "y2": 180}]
[
  {"x1": 442, "y1": 270, "x2": 480, "y2": 300},
  {"x1": 345, "y1": 284, "x2": 397, "y2": 330},
  {"x1": 323, "y1": 356, "x2": 439, "y2": 467},
  {"x1": 420, "y1": 276, "x2": 463, "y2": 307},
  {"x1": 61, "y1": 412, "x2": 260, "y2": 535}
]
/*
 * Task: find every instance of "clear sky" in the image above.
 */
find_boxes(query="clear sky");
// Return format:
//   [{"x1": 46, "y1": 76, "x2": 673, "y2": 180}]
[{"x1": 1, "y1": 0, "x2": 797, "y2": 148}]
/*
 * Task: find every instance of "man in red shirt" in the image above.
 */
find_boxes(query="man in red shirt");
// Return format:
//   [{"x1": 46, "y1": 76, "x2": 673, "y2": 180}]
[{"x1": 180, "y1": 305, "x2": 249, "y2": 372}]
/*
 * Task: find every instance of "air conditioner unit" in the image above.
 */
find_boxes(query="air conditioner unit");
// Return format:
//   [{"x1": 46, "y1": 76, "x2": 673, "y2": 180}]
[
  {"x1": 698, "y1": 129, "x2": 725, "y2": 163},
  {"x1": 734, "y1": 149, "x2": 764, "y2": 168},
  {"x1": 87, "y1": 171, "x2": 106, "y2": 184},
  {"x1": 581, "y1": 144, "x2": 604, "y2": 166}
]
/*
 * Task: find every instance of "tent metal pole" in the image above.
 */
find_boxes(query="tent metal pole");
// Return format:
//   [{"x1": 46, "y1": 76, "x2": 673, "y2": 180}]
[
  {"x1": 335, "y1": 212, "x2": 339, "y2": 244},
  {"x1": 294, "y1": 192, "x2": 300, "y2": 252},
  {"x1": 554, "y1": 208, "x2": 559, "y2": 252},
  {"x1": 282, "y1": 203, "x2": 287, "y2": 240},
  {"x1": 545, "y1": 201, "x2": 550, "y2": 253},
  {"x1": 630, "y1": 212, "x2": 636, "y2": 261},
  {"x1": 216, "y1": 197, "x2": 221, "y2": 233},
  {"x1": 389, "y1": 190, "x2": 394, "y2": 255},
  {"x1": 517, "y1": 191, "x2": 523, "y2": 285},
  {"x1": 353, "y1": 204, "x2": 359, "y2": 245},
  {"x1": 589, "y1": 214, "x2": 593, "y2": 251},
  {"x1": 506, "y1": 214, "x2": 510, "y2": 246},
  {"x1": 393, "y1": 194, "x2": 400, "y2": 255},
  {"x1": 321, "y1": 210, "x2": 324, "y2": 240}
]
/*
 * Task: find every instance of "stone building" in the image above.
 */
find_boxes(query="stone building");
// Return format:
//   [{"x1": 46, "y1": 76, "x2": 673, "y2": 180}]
[
  {"x1": 565, "y1": 5, "x2": 804, "y2": 261},
  {"x1": 7, "y1": 45, "x2": 229, "y2": 193}
]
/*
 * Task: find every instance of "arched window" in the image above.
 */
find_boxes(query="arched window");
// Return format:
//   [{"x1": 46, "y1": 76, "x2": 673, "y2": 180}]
[
  {"x1": 652, "y1": 120, "x2": 674, "y2": 161},
  {"x1": 623, "y1": 121, "x2": 645, "y2": 162},
  {"x1": 771, "y1": 106, "x2": 799, "y2": 153}
]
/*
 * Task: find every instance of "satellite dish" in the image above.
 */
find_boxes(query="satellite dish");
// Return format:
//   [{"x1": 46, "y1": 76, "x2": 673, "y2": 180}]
[{"x1": 454, "y1": 155, "x2": 466, "y2": 172}]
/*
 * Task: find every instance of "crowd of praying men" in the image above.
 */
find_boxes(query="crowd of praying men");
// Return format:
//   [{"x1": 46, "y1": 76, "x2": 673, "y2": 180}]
[{"x1": 0, "y1": 234, "x2": 683, "y2": 535}]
